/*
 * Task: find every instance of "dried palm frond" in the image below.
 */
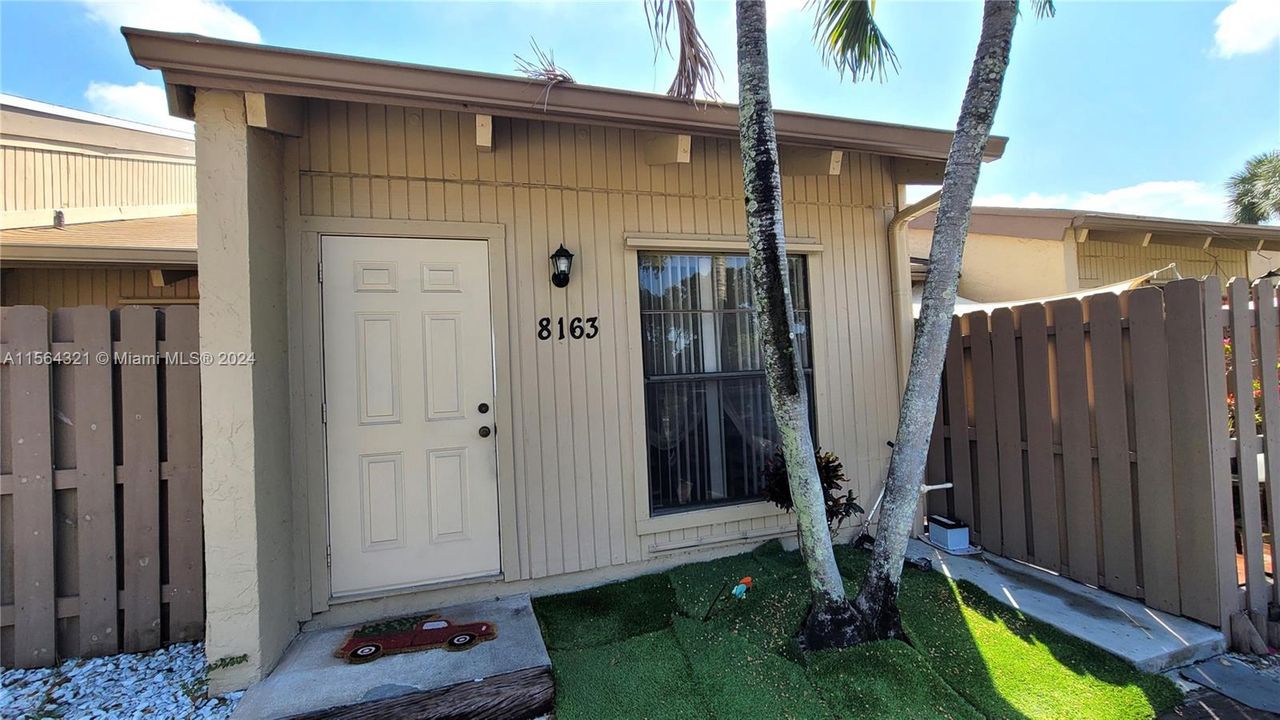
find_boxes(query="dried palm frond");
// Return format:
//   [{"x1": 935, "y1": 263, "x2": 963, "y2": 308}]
[
  {"x1": 514, "y1": 38, "x2": 575, "y2": 110},
  {"x1": 645, "y1": 0, "x2": 721, "y2": 103},
  {"x1": 808, "y1": 0, "x2": 899, "y2": 82}
]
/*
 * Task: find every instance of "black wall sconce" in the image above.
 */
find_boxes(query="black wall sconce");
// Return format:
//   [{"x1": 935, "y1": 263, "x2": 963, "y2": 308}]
[{"x1": 550, "y1": 244, "x2": 574, "y2": 288}]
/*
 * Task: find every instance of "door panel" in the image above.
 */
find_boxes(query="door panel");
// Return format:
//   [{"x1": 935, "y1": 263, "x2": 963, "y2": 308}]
[{"x1": 323, "y1": 235, "x2": 499, "y2": 596}]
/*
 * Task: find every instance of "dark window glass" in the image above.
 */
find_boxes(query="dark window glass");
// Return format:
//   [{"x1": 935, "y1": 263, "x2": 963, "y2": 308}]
[{"x1": 639, "y1": 253, "x2": 815, "y2": 514}]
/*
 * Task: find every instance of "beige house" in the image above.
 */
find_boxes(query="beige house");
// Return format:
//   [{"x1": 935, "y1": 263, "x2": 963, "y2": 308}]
[
  {"x1": 0, "y1": 95, "x2": 198, "y2": 308},
  {"x1": 907, "y1": 206, "x2": 1280, "y2": 304},
  {"x1": 124, "y1": 29, "x2": 1004, "y2": 691}
]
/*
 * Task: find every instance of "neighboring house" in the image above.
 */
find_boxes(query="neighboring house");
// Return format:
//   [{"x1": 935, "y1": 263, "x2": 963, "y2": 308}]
[
  {"x1": 124, "y1": 29, "x2": 1005, "y2": 691},
  {"x1": 0, "y1": 95, "x2": 197, "y2": 309},
  {"x1": 907, "y1": 206, "x2": 1280, "y2": 304}
]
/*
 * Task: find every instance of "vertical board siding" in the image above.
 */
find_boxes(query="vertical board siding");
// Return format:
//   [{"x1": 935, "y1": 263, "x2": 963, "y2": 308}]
[
  {"x1": 929, "y1": 278, "x2": 1280, "y2": 642},
  {"x1": 1077, "y1": 240, "x2": 1248, "y2": 289},
  {"x1": 0, "y1": 306, "x2": 203, "y2": 667},
  {"x1": 0, "y1": 146, "x2": 195, "y2": 213},
  {"x1": 298, "y1": 100, "x2": 898, "y2": 576},
  {"x1": 1, "y1": 268, "x2": 199, "y2": 310}
]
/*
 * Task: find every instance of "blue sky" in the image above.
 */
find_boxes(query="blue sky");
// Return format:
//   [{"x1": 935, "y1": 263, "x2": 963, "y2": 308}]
[{"x1": 2, "y1": 0, "x2": 1277, "y2": 220}]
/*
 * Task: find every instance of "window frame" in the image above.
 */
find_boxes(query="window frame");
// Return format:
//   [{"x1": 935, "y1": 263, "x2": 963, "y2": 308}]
[{"x1": 624, "y1": 233, "x2": 827, "y2": 536}]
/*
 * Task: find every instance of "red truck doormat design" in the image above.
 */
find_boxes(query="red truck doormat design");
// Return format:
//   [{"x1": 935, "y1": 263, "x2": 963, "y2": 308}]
[{"x1": 335, "y1": 613, "x2": 498, "y2": 664}]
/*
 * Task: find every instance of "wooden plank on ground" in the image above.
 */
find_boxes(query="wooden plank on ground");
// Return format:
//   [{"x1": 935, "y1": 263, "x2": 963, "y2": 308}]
[
  {"x1": 68, "y1": 307, "x2": 118, "y2": 656},
  {"x1": 1018, "y1": 302, "x2": 1059, "y2": 571},
  {"x1": 1086, "y1": 293, "x2": 1138, "y2": 598},
  {"x1": 162, "y1": 306, "x2": 204, "y2": 642},
  {"x1": 967, "y1": 311, "x2": 1001, "y2": 550},
  {"x1": 1254, "y1": 278, "x2": 1280, "y2": 607},
  {"x1": 943, "y1": 316, "x2": 974, "y2": 529},
  {"x1": 1049, "y1": 298, "x2": 1099, "y2": 586},
  {"x1": 3, "y1": 306, "x2": 57, "y2": 667},
  {"x1": 1125, "y1": 287, "x2": 1180, "y2": 614},
  {"x1": 1164, "y1": 279, "x2": 1225, "y2": 626},
  {"x1": 1226, "y1": 279, "x2": 1267, "y2": 633},
  {"x1": 118, "y1": 306, "x2": 162, "y2": 651},
  {"x1": 991, "y1": 307, "x2": 1027, "y2": 561}
]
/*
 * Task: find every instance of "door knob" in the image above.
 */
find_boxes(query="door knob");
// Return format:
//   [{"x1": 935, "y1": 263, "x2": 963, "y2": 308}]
[
  {"x1": 478, "y1": 402, "x2": 490, "y2": 414},
  {"x1": 478, "y1": 426, "x2": 492, "y2": 438}
]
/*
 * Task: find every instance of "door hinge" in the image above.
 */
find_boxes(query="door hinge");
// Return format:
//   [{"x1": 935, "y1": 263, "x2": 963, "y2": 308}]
[
  {"x1": 326, "y1": 545, "x2": 332, "y2": 568},
  {"x1": 321, "y1": 402, "x2": 328, "y2": 424},
  {"x1": 317, "y1": 261, "x2": 324, "y2": 284}
]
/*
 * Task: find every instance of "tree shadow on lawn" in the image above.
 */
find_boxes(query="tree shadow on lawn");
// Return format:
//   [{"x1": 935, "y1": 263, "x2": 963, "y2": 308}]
[
  {"x1": 834, "y1": 545, "x2": 1182, "y2": 719},
  {"x1": 534, "y1": 541, "x2": 1180, "y2": 720}
]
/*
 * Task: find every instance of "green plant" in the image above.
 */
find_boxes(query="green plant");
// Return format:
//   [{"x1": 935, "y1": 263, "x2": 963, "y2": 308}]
[
  {"x1": 761, "y1": 449, "x2": 864, "y2": 532},
  {"x1": 180, "y1": 653, "x2": 250, "y2": 704}
]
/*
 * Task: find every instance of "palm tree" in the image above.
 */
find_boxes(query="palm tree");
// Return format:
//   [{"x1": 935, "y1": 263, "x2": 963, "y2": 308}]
[
  {"x1": 1228, "y1": 150, "x2": 1280, "y2": 224},
  {"x1": 652, "y1": 0, "x2": 1050, "y2": 645}
]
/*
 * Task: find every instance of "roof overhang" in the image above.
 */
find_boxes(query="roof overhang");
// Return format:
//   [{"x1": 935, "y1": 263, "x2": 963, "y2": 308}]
[
  {"x1": 0, "y1": 243, "x2": 197, "y2": 266},
  {"x1": 122, "y1": 28, "x2": 1006, "y2": 164},
  {"x1": 910, "y1": 206, "x2": 1280, "y2": 253}
]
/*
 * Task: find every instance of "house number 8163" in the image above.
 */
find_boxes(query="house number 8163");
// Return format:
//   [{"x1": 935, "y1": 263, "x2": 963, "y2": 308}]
[{"x1": 537, "y1": 316, "x2": 599, "y2": 340}]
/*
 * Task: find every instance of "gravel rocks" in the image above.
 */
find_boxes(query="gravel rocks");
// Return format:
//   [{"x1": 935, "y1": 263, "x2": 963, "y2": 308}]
[{"x1": 1, "y1": 642, "x2": 242, "y2": 719}]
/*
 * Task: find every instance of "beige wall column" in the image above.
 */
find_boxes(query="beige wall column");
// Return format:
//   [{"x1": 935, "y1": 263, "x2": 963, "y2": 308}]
[{"x1": 195, "y1": 89, "x2": 294, "y2": 692}]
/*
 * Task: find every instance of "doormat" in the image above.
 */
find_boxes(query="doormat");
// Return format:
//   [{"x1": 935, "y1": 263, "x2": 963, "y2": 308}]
[{"x1": 335, "y1": 613, "x2": 498, "y2": 664}]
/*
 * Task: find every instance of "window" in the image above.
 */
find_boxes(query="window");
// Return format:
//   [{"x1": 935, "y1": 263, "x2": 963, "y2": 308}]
[{"x1": 639, "y1": 252, "x2": 815, "y2": 514}]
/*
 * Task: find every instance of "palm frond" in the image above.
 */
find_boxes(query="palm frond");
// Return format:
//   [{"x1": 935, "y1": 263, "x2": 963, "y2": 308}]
[
  {"x1": 514, "y1": 38, "x2": 575, "y2": 110},
  {"x1": 1028, "y1": 0, "x2": 1056, "y2": 19},
  {"x1": 1227, "y1": 150, "x2": 1280, "y2": 224},
  {"x1": 645, "y1": 0, "x2": 721, "y2": 102},
  {"x1": 808, "y1": 0, "x2": 899, "y2": 82}
]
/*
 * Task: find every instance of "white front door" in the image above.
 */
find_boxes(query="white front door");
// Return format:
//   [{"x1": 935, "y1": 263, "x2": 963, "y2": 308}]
[{"x1": 322, "y1": 235, "x2": 499, "y2": 597}]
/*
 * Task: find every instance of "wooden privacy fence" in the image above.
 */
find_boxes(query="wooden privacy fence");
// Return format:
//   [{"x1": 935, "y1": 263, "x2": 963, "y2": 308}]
[
  {"x1": 1, "y1": 305, "x2": 203, "y2": 668},
  {"x1": 926, "y1": 277, "x2": 1279, "y2": 649}
]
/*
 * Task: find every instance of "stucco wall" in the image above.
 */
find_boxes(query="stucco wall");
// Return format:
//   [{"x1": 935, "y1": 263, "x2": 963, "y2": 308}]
[
  {"x1": 908, "y1": 228, "x2": 1074, "y2": 302},
  {"x1": 194, "y1": 90, "x2": 293, "y2": 692}
]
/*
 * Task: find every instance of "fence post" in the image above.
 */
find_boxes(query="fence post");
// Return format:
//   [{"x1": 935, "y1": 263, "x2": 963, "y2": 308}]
[
  {"x1": 2, "y1": 307, "x2": 57, "y2": 667},
  {"x1": 163, "y1": 306, "x2": 205, "y2": 642},
  {"x1": 1201, "y1": 278, "x2": 1242, "y2": 640},
  {"x1": 943, "y1": 316, "x2": 974, "y2": 531},
  {"x1": 1253, "y1": 279, "x2": 1280, "y2": 648}
]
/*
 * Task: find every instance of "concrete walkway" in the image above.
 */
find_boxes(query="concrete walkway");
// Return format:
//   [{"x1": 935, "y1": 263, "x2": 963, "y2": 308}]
[
  {"x1": 231, "y1": 594, "x2": 551, "y2": 719},
  {"x1": 909, "y1": 539, "x2": 1225, "y2": 673}
]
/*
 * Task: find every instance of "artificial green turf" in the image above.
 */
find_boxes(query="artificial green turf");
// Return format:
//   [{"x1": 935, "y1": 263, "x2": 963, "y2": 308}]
[
  {"x1": 535, "y1": 571, "x2": 676, "y2": 650},
  {"x1": 548, "y1": 628, "x2": 708, "y2": 720},
  {"x1": 808, "y1": 640, "x2": 984, "y2": 720},
  {"x1": 534, "y1": 542, "x2": 1182, "y2": 720}
]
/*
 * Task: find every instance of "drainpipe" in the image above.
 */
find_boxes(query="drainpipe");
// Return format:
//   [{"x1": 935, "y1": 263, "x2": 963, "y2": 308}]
[{"x1": 887, "y1": 190, "x2": 942, "y2": 393}]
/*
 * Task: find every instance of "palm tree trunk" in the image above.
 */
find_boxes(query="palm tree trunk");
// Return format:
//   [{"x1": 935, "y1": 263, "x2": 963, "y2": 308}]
[
  {"x1": 852, "y1": 0, "x2": 1020, "y2": 641},
  {"x1": 735, "y1": 0, "x2": 857, "y2": 650}
]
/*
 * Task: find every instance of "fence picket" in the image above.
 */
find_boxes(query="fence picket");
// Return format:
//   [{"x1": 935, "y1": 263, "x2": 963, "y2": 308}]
[
  {"x1": 1165, "y1": 279, "x2": 1227, "y2": 626},
  {"x1": 1049, "y1": 298, "x2": 1098, "y2": 586},
  {"x1": 991, "y1": 308, "x2": 1027, "y2": 561},
  {"x1": 69, "y1": 307, "x2": 118, "y2": 656},
  {"x1": 1227, "y1": 278, "x2": 1267, "y2": 634},
  {"x1": 3, "y1": 307, "x2": 57, "y2": 667},
  {"x1": 118, "y1": 307, "x2": 162, "y2": 651},
  {"x1": 1199, "y1": 277, "x2": 1239, "y2": 635},
  {"x1": 1018, "y1": 303, "x2": 1059, "y2": 571},
  {"x1": 943, "y1": 316, "x2": 974, "y2": 530},
  {"x1": 1254, "y1": 279, "x2": 1280, "y2": 609},
  {"x1": 163, "y1": 306, "x2": 204, "y2": 642},
  {"x1": 1126, "y1": 287, "x2": 1179, "y2": 614},
  {"x1": 1087, "y1": 293, "x2": 1138, "y2": 598},
  {"x1": 967, "y1": 311, "x2": 1001, "y2": 550}
]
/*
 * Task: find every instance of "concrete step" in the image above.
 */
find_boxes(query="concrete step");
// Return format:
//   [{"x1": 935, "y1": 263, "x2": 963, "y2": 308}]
[
  {"x1": 909, "y1": 538, "x2": 1225, "y2": 673},
  {"x1": 232, "y1": 593, "x2": 552, "y2": 719}
]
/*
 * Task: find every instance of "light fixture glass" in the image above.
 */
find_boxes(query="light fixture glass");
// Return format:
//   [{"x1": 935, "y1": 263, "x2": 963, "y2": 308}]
[{"x1": 550, "y1": 244, "x2": 574, "y2": 288}]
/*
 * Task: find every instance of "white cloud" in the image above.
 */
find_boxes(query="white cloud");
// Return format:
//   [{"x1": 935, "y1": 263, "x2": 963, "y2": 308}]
[
  {"x1": 81, "y1": 0, "x2": 261, "y2": 43},
  {"x1": 84, "y1": 81, "x2": 194, "y2": 132},
  {"x1": 974, "y1": 180, "x2": 1230, "y2": 222},
  {"x1": 1213, "y1": 0, "x2": 1280, "y2": 57}
]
